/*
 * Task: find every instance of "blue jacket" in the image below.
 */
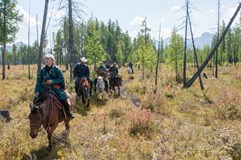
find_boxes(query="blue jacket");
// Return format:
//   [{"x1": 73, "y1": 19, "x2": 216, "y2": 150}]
[
  {"x1": 96, "y1": 65, "x2": 107, "y2": 77},
  {"x1": 74, "y1": 63, "x2": 90, "y2": 79}
]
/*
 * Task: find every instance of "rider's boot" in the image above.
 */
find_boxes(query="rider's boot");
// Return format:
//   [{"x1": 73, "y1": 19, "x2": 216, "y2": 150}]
[{"x1": 61, "y1": 99, "x2": 75, "y2": 119}]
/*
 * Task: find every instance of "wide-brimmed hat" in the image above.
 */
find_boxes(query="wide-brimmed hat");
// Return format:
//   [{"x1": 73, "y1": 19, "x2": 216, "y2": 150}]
[
  {"x1": 80, "y1": 57, "x2": 87, "y2": 62},
  {"x1": 44, "y1": 54, "x2": 55, "y2": 61}
]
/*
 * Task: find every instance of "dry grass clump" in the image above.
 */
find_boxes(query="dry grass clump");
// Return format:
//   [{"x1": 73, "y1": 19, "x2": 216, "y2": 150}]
[
  {"x1": 128, "y1": 109, "x2": 155, "y2": 140},
  {"x1": 214, "y1": 88, "x2": 241, "y2": 120},
  {"x1": 217, "y1": 126, "x2": 241, "y2": 160}
]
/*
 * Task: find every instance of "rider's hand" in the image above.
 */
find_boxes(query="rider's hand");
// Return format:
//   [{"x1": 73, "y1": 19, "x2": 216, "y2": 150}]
[
  {"x1": 35, "y1": 92, "x2": 39, "y2": 97},
  {"x1": 45, "y1": 80, "x2": 52, "y2": 84}
]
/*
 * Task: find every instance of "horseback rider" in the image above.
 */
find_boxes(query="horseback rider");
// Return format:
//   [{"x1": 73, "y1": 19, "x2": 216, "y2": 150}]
[
  {"x1": 109, "y1": 62, "x2": 119, "y2": 81},
  {"x1": 128, "y1": 60, "x2": 134, "y2": 74},
  {"x1": 74, "y1": 57, "x2": 93, "y2": 96},
  {"x1": 94, "y1": 61, "x2": 109, "y2": 93},
  {"x1": 34, "y1": 54, "x2": 74, "y2": 119},
  {"x1": 105, "y1": 62, "x2": 111, "y2": 69},
  {"x1": 109, "y1": 62, "x2": 119, "y2": 89}
]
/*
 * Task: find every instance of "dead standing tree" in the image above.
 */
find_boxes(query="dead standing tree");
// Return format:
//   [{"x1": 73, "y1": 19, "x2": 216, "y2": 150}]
[
  {"x1": 37, "y1": 0, "x2": 49, "y2": 72},
  {"x1": 188, "y1": 10, "x2": 204, "y2": 90},
  {"x1": 182, "y1": 0, "x2": 204, "y2": 90},
  {"x1": 154, "y1": 23, "x2": 161, "y2": 93},
  {"x1": 184, "y1": 3, "x2": 241, "y2": 88},
  {"x1": 58, "y1": 0, "x2": 86, "y2": 81}
]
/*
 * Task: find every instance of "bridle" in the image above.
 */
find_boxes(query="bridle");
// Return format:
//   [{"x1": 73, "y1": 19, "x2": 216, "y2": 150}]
[
  {"x1": 29, "y1": 106, "x2": 43, "y2": 129},
  {"x1": 29, "y1": 95, "x2": 54, "y2": 130}
]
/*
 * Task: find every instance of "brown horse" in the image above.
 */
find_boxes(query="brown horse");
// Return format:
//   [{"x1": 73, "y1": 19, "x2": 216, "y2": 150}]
[
  {"x1": 29, "y1": 94, "x2": 71, "y2": 151},
  {"x1": 77, "y1": 77, "x2": 90, "y2": 107},
  {"x1": 109, "y1": 75, "x2": 122, "y2": 95}
]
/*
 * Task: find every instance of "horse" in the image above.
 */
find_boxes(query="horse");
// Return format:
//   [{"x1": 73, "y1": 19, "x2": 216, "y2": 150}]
[
  {"x1": 29, "y1": 94, "x2": 72, "y2": 151},
  {"x1": 127, "y1": 67, "x2": 134, "y2": 80},
  {"x1": 95, "y1": 76, "x2": 106, "y2": 100},
  {"x1": 77, "y1": 77, "x2": 90, "y2": 107},
  {"x1": 109, "y1": 75, "x2": 122, "y2": 95}
]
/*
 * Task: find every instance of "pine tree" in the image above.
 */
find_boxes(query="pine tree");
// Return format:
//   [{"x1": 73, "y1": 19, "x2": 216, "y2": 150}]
[
  {"x1": 165, "y1": 28, "x2": 184, "y2": 82},
  {"x1": 0, "y1": 0, "x2": 22, "y2": 79}
]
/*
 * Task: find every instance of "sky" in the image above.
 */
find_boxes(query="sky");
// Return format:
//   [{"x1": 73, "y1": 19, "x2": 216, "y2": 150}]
[{"x1": 15, "y1": 0, "x2": 241, "y2": 45}]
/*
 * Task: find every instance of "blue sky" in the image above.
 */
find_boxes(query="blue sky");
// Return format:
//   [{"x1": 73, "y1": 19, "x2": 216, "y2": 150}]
[{"x1": 15, "y1": 0, "x2": 241, "y2": 45}]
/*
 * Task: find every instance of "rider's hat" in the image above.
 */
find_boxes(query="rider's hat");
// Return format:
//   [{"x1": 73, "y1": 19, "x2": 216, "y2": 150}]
[
  {"x1": 44, "y1": 54, "x2": 55, "y2": 61},
  {"x1": 80, "y1": 57, "x2": 87, "y2": 62}
]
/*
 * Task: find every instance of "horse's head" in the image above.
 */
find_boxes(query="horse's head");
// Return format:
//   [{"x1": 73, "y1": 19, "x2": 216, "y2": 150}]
[
  {"x1": 29, "y1": 103, "x2": 42, "y2": 138},
  {"x1": 80, "y1": 78, "x2": 90, "y2": 100},
  {"x1": 97, "y1": 76, "x2": 103, "y2": 82},
  {"x1": 96, "y1": 76, "x2": 105, "y2": 92}
]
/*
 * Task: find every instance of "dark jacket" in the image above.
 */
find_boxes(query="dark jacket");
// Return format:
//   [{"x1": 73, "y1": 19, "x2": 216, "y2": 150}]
[
  {"x1": 128, "y1": 62, "x2": 133, "y2": 68},
  {"x1": 109, "y1": 66, "x2": 118, "y2": 76},
  {"x1": 74, "y1": 63, "x2": 90, "y2": 79},
  {"x1": 35, "y1": 65, "x2": 68, "y2": 100}
]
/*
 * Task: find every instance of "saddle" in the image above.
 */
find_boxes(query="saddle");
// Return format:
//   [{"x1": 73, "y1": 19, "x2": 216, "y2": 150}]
[{"x1": 34, "y1": 94, "x2": 63, "y2": 110}]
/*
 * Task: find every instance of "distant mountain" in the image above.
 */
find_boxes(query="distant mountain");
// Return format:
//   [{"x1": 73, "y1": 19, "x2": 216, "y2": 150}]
[
  {"x1": 157, "y1": 32, "x2": 213, "y2": 49},
  {"x1": 6, "y1": 42, "x2": 27, "y2": 53},
  {"x1": 187, "y1": 32, "x2": 213, "y2": 49}
]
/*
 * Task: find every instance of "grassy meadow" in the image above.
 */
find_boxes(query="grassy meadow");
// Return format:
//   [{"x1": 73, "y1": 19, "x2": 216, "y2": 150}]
[{"x1": 0, "y1": 64, "x2": 241, "y2": 160}]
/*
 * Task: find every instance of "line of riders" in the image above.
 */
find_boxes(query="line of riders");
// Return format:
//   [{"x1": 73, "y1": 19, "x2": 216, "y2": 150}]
[{"x1": 33, "y1": 54, "x2": 133, "y2": 120}]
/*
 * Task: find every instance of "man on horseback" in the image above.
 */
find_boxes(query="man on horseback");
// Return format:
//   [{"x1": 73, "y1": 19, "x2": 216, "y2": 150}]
[
  {"x1": 94, "y1": 61, "x2": 109, "y2": 93},
  {"x1": 128, "y1": 60, "x2": 134, "y2": 74},
  {"x1": 109, "y1": 62, "x2": 119, "y2": 82},
  {"x1": 34, "y1": 54, "x2": 74, "y2": 119},
  {"x1": 74, "y1": 57, "x2": 93, "y2": 96},
  {"x1": 109, "y1": 62, "x2": 122, "y2": 95}
]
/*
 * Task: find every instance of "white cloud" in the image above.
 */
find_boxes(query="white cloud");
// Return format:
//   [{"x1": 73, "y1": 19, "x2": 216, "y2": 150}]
[
  {"x1": 16, "y1": 5, "x2": 37, "y2": 27},
  {"x1": 129, "y1": 30, "x2": 138, "y2": 38},
  {"x1": 171, "y1": 5, "x2": 181, "y2": 12},
  {"x1": 130, "y1": 16, "x2": 145, "y2": 26},
  {"x1": 209, "y1": 9, "x2": 215, "y2": 13},
  {"x1": 151, "y1": 27, "x2": 172, "y2": 40}
]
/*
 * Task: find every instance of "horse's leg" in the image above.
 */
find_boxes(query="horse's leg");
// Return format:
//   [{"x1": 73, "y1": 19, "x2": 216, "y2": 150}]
[
  {"x1": 87, "y1": 99, "x2": 90, "y2": 108},
  {"x1": 81, "y1": 94, "x2": 85, "y2": 106},
  {"x1": 47, "y1": 131, "x2": 52, "y2": 151},
  {"x1": 118, "y1": 86, "x2": 120, "y2": 95},
  {"x1": 65, "y1": 119, "x2": 70, "y2": 131},
  {"x1": 47, "y1": 124, "x2": 58, "y2": 151}
]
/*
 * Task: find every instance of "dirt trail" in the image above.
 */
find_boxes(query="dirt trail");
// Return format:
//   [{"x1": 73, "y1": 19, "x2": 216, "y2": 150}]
[{"x1": 119, "y1": 79, "x2": 140, "y2": 107}]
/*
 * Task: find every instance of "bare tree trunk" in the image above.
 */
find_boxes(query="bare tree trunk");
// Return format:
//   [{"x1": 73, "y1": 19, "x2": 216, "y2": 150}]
[
  {"x1": 184, "y1": 3, "x2": 241, "y2": 88},
  {"x1": 68, "y1": 0, "x2": 74, "y2": 81},
  {"x1": 37, "y1": 0, "x2": 49, "y2": 72},
  {"x1": 183, "y1": 0, "x2": 189, "y2": 86},
  {"x1": 215, "y1": 0, "x2": 220, "y2": 78},
  {"x1": 2, "y1": 1, "x2": 7, "y2": 80},
  {"x1": 188, "y1": 12, "x2": 204, "y2": 90},
  {"x1": 28, "y1": 3, "x2": 31, "y2": 79},
  {"x1": 155, "y1": 24, "x2": 161, "y2": 93}
]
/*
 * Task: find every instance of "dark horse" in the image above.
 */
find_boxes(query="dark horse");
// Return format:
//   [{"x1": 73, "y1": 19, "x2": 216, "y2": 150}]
[
  {"x1": 77, "y1": 77, "x2": 90, "y2": 107},
  {"x1": 109, "y1": 75, "x2": 122, "y2": 95},
  {"x1": 29, "y1": 94, "x2": 72, "y2": 151}
]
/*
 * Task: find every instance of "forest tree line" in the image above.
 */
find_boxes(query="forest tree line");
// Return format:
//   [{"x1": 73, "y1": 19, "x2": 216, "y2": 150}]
[{"x1": 1, "y1": 0, "x2": 241, "y2": 81}]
